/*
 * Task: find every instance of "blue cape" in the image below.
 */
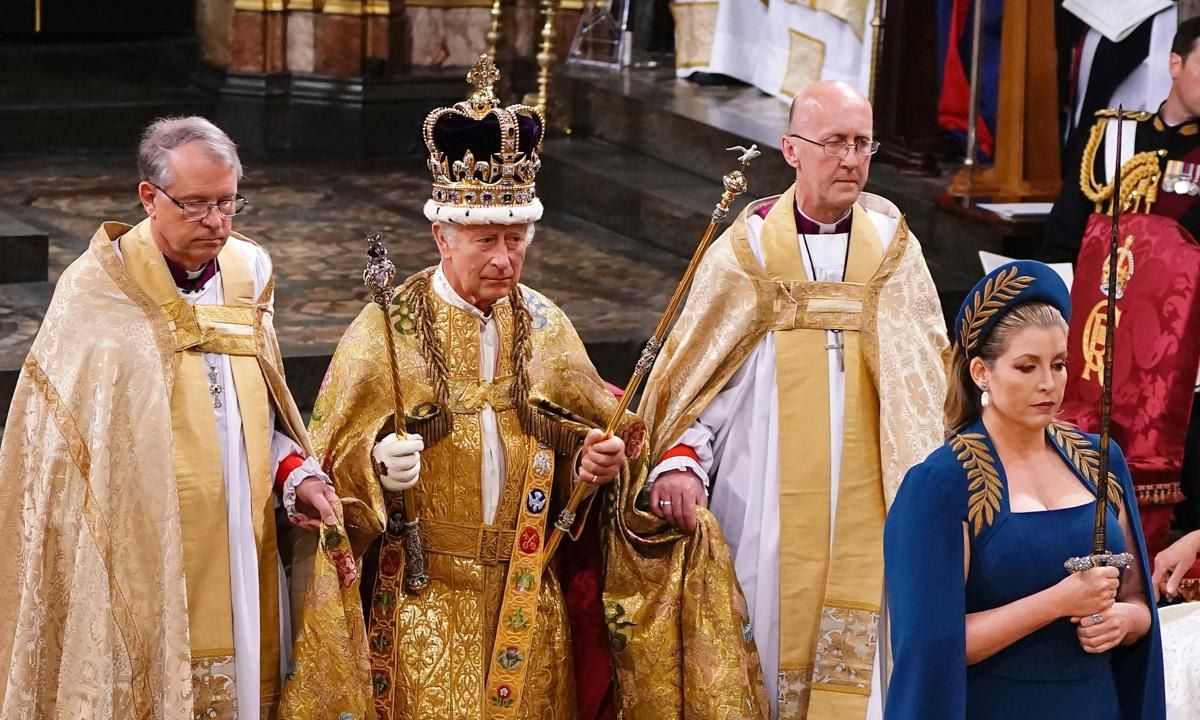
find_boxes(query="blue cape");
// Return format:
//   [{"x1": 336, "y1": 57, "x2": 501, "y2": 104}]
[{"x1": 884, "y1": 419, "x2": 1165, "y2": 719}]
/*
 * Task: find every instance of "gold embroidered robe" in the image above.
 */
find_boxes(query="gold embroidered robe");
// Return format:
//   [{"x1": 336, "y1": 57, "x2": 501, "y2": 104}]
[
  {"x1": 310, "y1": 270, "x2": 628, "y2": 720},
  {"x1": 0, "y1": 222, "x2": 314, "y2": 720},
  {"x1": 637, "y1": 188, "x2": 949, "y2": 719}
]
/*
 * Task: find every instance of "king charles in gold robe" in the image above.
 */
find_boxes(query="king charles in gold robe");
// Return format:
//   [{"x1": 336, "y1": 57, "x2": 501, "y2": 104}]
[{"x1": 301, "y1": 57, "x2": 766, "y2": 720}]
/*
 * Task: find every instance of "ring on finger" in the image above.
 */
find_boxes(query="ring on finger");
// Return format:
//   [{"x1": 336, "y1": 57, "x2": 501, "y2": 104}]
[
  {"x1": 658, "y1": 499, "x2": 673, "y2": 508},
  {"x1": 1091, "y1": 613, "x2": 1104, "y2": 624}
]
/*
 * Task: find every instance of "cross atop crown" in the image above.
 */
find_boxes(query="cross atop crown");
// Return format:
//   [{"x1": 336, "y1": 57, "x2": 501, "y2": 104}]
[{"x1": 464, "y1": 54, "x2": 501, "y2": 118}]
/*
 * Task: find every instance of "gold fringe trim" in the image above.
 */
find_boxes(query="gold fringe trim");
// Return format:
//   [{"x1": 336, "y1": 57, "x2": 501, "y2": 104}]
[{"x1": 1135, "y1": 482, "x2": 1186, "y2": 506}]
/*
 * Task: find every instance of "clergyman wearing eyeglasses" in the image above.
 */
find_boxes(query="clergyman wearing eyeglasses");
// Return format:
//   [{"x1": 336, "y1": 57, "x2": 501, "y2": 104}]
[
  {"x1": 637, "y1": 80, "x2": 950, "y2": 719},
  {"x1": 0, "y1": 116, "x2": 342, "y2": 719}
]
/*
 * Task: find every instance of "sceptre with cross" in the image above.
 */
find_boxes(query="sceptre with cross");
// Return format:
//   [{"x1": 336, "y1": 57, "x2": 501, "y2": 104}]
[{"x1": 540, "y1": 144, "x2": 760, "y2": 568}]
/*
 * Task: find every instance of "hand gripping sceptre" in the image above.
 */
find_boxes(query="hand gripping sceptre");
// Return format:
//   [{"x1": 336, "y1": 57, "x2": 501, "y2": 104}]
[
  {"x1": 364, "y1": 233, "x2": 431, "y2": 595},
  {"x1": 540, "y1": 145, "x2": 761, "y2": 570}
]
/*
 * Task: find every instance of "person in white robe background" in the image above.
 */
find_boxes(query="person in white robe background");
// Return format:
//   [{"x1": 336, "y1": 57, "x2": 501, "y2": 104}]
[{"x1": 669, "y1": 0, "x2": 877, "y2": 100}]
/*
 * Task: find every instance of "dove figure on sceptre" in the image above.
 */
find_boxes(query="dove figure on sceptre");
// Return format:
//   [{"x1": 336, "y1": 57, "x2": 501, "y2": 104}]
[{"x1": 727, "y1": 144, "x2": 761, "y2": 167}]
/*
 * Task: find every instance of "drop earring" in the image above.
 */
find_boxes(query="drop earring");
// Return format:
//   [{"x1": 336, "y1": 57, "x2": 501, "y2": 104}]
[{"x1": 980, "y1": 386, "x2": 990, "y2": 408}]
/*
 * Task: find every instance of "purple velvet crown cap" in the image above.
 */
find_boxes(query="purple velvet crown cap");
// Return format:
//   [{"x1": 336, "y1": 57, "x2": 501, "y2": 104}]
[{"x1": 430, "y1": 109, "x2": 542, "y2": 163}]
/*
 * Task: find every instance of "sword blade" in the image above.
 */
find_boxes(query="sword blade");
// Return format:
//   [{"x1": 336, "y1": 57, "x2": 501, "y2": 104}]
[{"x1": 1093, "y1": 108, "x2": 1123, "y2": 554}]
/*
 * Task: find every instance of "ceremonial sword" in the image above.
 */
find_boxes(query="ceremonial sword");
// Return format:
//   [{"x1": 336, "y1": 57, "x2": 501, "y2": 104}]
[
  {"x1": 364, "y1": 234, "x2": 431, "y2": 595},
  {"x1": 1065, "y1": 109, "x2": 1134, "y2": 574},
  {"x1": 539, "y1": 144, "x2": 761, "y2": 570}
]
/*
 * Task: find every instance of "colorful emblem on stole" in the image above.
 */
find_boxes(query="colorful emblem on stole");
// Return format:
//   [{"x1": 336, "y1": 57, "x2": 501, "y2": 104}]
[
  {"x1": 511, "y1": 571, "x2": 536, "y2": 593},
  {"x1": 518, "y1": 527, "x2": 541, "y2": 554},
  {"x1": 497, "y1": 647, "x2": 523, "y2": 670},
  {"x1": 526, "y1": 488, "x2": 547, "y2": 514},
  {"x1": 485, "y1": 442, "x2": 555, "y2": 719},
  {"x1": 491, "y1": 684, "x2": 515, "y2": 708}
]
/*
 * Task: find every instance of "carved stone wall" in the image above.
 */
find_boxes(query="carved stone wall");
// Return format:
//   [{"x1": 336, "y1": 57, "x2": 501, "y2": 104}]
[{"x1": 194, "y1": 0, "x2": 580, "y2": 76}]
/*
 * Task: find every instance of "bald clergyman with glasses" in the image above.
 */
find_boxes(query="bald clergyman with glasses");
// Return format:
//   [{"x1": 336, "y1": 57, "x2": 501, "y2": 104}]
[
  {"x1": 638, "y1": 80, "x2": 949, "y2": 719},
  {"x1": 0, "y1": 115, "x2": 341, "y2": 718}
]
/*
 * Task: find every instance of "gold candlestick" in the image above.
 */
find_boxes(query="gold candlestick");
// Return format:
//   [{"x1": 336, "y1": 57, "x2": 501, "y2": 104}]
[
  {"x1": 867, "y1": 1, "x2": 885, "y2": 103},
  {"x1": 534, "y1": 0, "x2": 559, "y2": 120},
  {"x1": 486, "y1": 0, "x2": 504, "y2": 61}
]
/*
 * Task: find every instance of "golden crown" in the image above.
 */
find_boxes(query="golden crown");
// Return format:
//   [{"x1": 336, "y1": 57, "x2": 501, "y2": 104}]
[{"x1": 422, "y1": 55, "x2": 545, "y2": 224}]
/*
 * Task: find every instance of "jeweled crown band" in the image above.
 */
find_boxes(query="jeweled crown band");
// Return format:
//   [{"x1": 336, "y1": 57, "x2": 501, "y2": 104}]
[
  {"x1": 430, "y1": 183, "x2": 536, "y2": 208},
  {"x1": 422, "y1": 54, "x2": 544, "y2": 225}
]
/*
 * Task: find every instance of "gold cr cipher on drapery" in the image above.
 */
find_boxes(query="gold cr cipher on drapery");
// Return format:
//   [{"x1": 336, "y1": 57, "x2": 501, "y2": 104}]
[
  {"x1": 540, "y1": 144, "x2": 762, "y2": 570},
  {"x1": 364, "y1": 233, "x2": 431, "y2": 595}
]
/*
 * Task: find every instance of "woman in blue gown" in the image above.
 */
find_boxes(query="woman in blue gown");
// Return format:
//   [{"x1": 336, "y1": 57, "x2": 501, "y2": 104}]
[{"x1": 884, "y1": 260, "x2": 1164, "y2": 719}]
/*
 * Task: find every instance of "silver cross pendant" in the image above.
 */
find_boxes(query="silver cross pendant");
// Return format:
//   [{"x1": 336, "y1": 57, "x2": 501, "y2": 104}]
[
  {"x1": 207, "y1": 366, "x2": 224, "y2": 409},
  {"x1": 826, "y1": 330, "x2": 845, "y2": 372}
]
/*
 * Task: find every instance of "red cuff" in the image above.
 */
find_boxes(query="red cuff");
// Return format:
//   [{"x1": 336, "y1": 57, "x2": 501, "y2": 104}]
[
  {"x1": 659, "y1": 444, "x2": 699, "y2": 464},
  {"x1": 275, "y1": 453, "x2": 306, "y2": 491}
]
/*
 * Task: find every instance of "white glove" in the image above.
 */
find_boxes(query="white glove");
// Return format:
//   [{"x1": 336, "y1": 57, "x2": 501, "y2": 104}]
[{"x1": 372, "y1": 432, "x2": 424, "y2": 492}]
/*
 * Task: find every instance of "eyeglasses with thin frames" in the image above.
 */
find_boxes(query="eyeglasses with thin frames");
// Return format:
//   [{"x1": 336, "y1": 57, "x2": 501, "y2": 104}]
[
  {"x1": 787, "y1": 134, "x2": 881, "y2": 158},
  {"x1": 152, "y1": 183, "x2": 248, "y2": 221}
]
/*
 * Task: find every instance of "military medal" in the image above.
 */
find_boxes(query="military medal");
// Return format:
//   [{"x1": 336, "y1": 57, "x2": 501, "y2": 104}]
[{"x1": 1162, "y1": 159, "x2": 1200, "y2": 196}]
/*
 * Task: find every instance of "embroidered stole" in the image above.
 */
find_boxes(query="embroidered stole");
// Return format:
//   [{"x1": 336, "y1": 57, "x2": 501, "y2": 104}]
[
  {"x1": 120, "y1": 219, "x2": 281, "y2": 711},
  {"x1": 760, "y1": 188, "x2": 887, "y2": 718}
]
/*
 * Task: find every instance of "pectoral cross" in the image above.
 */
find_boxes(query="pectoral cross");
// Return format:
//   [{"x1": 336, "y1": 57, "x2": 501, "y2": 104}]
[
  {"x1": 207, "y1": 365, "x2": 224, "y2": 409},
  {"x1": 826, "y1": 330, "x2": 845, "y2": 372}
]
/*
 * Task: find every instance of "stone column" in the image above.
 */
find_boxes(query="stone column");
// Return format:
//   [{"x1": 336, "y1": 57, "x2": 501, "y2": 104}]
[
  {"x1": 406, "y1": 0, "x2": 491, "y2": 68},
  {"x1": 230, "y1": 0, "x2": 287, "y2": 73}
]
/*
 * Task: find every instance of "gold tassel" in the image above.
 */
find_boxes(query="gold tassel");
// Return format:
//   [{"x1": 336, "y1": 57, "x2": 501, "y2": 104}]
[{"x1": 1079, "y1": 117, "x2": 1164, "y2": 215}]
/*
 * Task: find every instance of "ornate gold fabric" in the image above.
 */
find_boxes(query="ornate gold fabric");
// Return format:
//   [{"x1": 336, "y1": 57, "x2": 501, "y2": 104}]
[
  {"x1": 0, "y1": 221, "x2": 312, "y2": 719},
  {"x1": 780, "y1": 30, "x2": 826, "y2": 98},
  {"x1": 309, "y1": 277, "x2": 637, "y2": 720},
  {"x1": 669, "y1": 2, "x2": 720, "y2": 69},
  {"x1": 278, "y1": 509, "x2": 374, "y2": 720},
  {"x1": 119, "y1": 220, "x2": 283, "y2": 717},
  {"x1": 604, "y1": 498, "x2": 769, "y2": 718},
  {"x1": 637, "y1": 186, "x2": 948, "y2": 718}
]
